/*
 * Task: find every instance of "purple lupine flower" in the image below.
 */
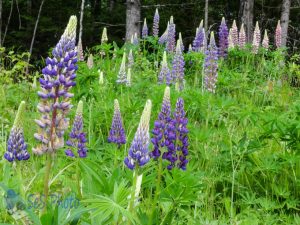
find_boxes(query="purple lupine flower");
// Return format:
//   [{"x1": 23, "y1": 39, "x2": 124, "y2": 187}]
[
  {"x1": 163, "y1": 98, "x2": 188, "y2": 170},
  {"x1": 124, "y1": 100, "x2": 152, "y2": 170},
  {"x1": 65, "y1": 100, "x2": 87, "y2": 158},
  {"x1": 158, "y1": 51, "x2": 171, "y2": 85},
  {"x1": 153, "y1": 8, "x2": 159, "y2": 37},
  {"x1": 128, "y1": 49, "x2": 134, "y2": 68},
  {"x1": 252, "y1": 21, "x2": 261, "y2": 54},
  {"x1": 231, "y1": 20, "x2": 239, "y2": 47},
  {"x1": 238, "y1": 24, "x2": 246, "y2": 49},
  {"x1": 142, "y1": 18, "x2": 148, "y2": 39},
  {"x1": 4, "y1": 101, "x2": 30, "y2": 162},
  {"x1": 77, "y1": 38, "x2": 84, "y2": 61},
  {"x1": 108, "y1": 99, "x2": 126, "y2": 148},
  {"x1": 116, "y1": 52, "x2": 127, "y2": 84},
  {"x1": 218, "y1": 17, "x2": 229, "y2": 58},
  {"x1": 204, "y1": 32, "x2": 218, "y2": 93},
  {"x1": 166, "y1": 16, "x2": 176, "y2": 53},
  {"x1": 131, "y1": 33, "x2": 139, "y2": 46},
  {"x1": 33, "y1": 16, "x2": 78, "y2": 155},
  {"x1": 192, "y1": 27, "x2": 205, "y2": 52},
  {"x1": 158, "y1": 22, "x2": 169, "y2": 45},
  {"x1": 171, "y1": 40, "x2": 185, "y2": 90},
  {"x1": 275, "y1": 20, "x2": 282, "y2": 48},
  {"x1": 262, "y1": 30, "x2": 269, "y2": 50},
  {"x1": 151, "y1": 87, "x2": 171, "y2": 159}
]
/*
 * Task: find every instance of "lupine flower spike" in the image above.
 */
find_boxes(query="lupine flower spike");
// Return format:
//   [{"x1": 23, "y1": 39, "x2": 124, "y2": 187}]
[
  {"x1": 98, "y1": 70, "x2": 104, "y2": 85},
  {"x1": 167, "y1": 16, "x2": 176, "y2": 53},
  {"x1": 275, "y1": 20, "x2": 282, "y2": 48},
  {"x1": 151, "y1": 87, "x2": 171, "y2": 159},
  {"x1": 231, "y1": 20, "x2": 239, "y2": 47},
  {"x1": 101, "y1": 27, "x2": 108, "y2": 44},
  {"x1": 33, "y1": 16, "x2": 78, "y2": 155},
  {"x1": 158, "y1": 22, "x2": 169, "y2": 45},
  {"x1": 126, "y1": 68, "x2": 132, "y2": 87},
  {"x1": 228, "y1": 28, "x2": 234, "y2": 49},
  {"x1": 4, "y1": 101, "x2": 30, "y2": 162},
  {"x1": 188, "y1": 44, "x2": 192, "y2": 53},
  {"x1": 204, "y1": 32, "x2": 218, "y2": 93},
  {"x1": 193, "y1": 27, "x2": 205, "y2": 52},
  {"x1": 117, "y1": 52, "x2": 127, "y2": 84},
  {"x1": 153, "y1": 8, "x2": 159, "y2": 37},
  {"x1": 179, "y1": 32, "x2": 184, "y2": 52},
  {"x1": 142, "y1": 18, "x2": 148, "y2": 39},
  {"x1": 158, "y1": 51, "x2": 171, "y2": 85},
  {"x1": 124, "y1": 100, "x2": 152, "y2": 170},
  {"x1": 128, "y1": 49, "x2": 134, "y2": 68},
  {"x1": 218, "y1": 17, "x2": 229, "y2": 58},
  {"x1": 108, "y1": 99, "x2": 126, "y2": 148},
  {"x1": 172, "y1": 40, "x2": 185, "y2": 90},
  {"x1": 87, "y1": 54, "x2": 94, "y2": 69},
  {"x1": 252, "y1": 21, "x2": 261, "y2": 54},
  {"x1": 239, "y1": 24, "x2": 246, "y2": 49},
  {"x1": 77, "y1": 38, "x2": 84, "y2": 61},
  {"x1": 65, "y1": 100, "x2": 87, "y2": 158},
  {"x1": 262, "y1": 30, "x2": 269, "y2": 50}
]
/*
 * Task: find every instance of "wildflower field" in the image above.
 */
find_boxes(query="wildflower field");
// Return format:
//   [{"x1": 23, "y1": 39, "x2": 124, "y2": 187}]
[{"x1": 1, "y1": 10, "x2": 300, "y2": 225}]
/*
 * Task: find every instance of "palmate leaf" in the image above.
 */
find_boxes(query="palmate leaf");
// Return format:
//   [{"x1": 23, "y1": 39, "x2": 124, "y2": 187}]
[{"x1": 83, "y1": 181, "x2": 134, "y2": 224}]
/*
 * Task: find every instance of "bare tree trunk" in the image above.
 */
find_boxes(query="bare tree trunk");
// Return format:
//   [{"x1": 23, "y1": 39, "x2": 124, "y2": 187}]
[
  {"x1": 204, "y1": 0, "x2": 208, "y2": 32},
  {"x1": 26, "y1": 0, "x2": 45, "y2": 74},
  {"x1": 0, "y1": 0, "x2": 2, "y2": 47},
  {"x1": 78, "y1": 0, "x2": 85, "y2": 43},
  {"x1": 125, "y1": 0, "x2": 141, "y2": 41},
  {"x1": 15, "y1": 0, "x2": 21, "y2": 29},
  {"x1": 2, "y1": 0, "x2": 14, "y2": 46},
  {"x1": 241, "y1": 0, "x2": 254, "y2": 42},
  {"x1": 280, "y1": 0, "x2": 290, "y2": 47}
]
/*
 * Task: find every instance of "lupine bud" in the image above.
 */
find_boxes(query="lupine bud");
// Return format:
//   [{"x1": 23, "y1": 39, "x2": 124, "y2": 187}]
[
  {"x1": 126, "y1": 68, "x2": 132, "y2": 87},
  {"x1": 108, "y1": 99, "x2": 126, "y2": 148},
  {"x1": 87, "y1": 54, "x2": 94, "y2": 69},
  {"x1": 142, "y1": 18, "x2": 148, "y2": 39},
  {"x1": 117, "y1": 52, "x2": 127, "y2": 84},
  {"x1": 231, "y1": 20, "x2": 239, "y2": 47},
  {"x1": 172, "y1": 40, "x2": 185, "y2": 90},
  {"x1": 238, "y1": 24, "x2": 246, "y2": 48},
  {"x1": 153, "y1": 8, "x2": 159, "y2": 37},
  {"x1": 65, "y1": 100, "x2": 87, "y2": 158},
  {"x1": 252, "y1": 21, "x2": 261, "y2": 54},
  {"x1": 131, "y1": 33, "x2": 139, "y2": 45},
  {"x1": 158, "y1": 22, "x2": 169, "y2": 45},
  {"x1": 32, "y1": 75, "x2": 37, "y2": 89},
  {"x1": 228, "y1": 28, "x2": 234, "y2": 49},
  {"x1": 158, "y1": 51, "x2": 171, "y2": 85},
  {"x1": 218, "y1": 17, "x2": 229, "y2": 58},
  {"x1": 33, "y1": 16, "x2": 78, "y2": 155},
  {"x1": 204, "y1": 32, "x2": 218, "y2": 93},
  {"x1": 166, "y1": 16, "x2": 176, "y2": 53},
  {"x1": 151, "y1": 87, "x2": 171, "y2": 159},
  {"x1": 124, "y1": 100, "x2": 152, "y2": 170},
  {"x1": 77, "y1": 38, "x2": 84, "y2": 61},
  {"x1": 101, "y1": 27, "x2": 108, "y2": 44},
  {"x1": 188, "y1": 44, "x2": 192, "y2": 53},
  {"x1": 98, "y1": 70, "x2": 104, "y2": 84},
  {"x1": 275, "y1": 20, "x2": 282, "y2": 48},
  {"x1": 4, "y1": 101, "x2": 30, "y2": 162},
  {"x1": 192, "y1": 27, "x2": 205, "y2": 52},
  {"x1": 179, "y1": 32, "x2": 184, "y2": 52},
  {"x1": 262, "y1": 30, "x2": 269, "y2": 50},
  {"x1": 128, "y1": 49, "x2": 134, "y2": 68}
]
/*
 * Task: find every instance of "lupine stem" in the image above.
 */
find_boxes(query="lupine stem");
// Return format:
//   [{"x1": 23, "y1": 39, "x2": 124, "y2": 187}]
[
  {"x1": 128, "y1": 167, "x2": 139, "y2": 225},
  {"x1": 149, "y1": 157, "x2": 162, "y2": 225},
  {"x1": 43, "y1": 153, "x2": 53, "y2": 213},
  {"x1": 76, "y1": 158, "x2": 82, "y2": 199}
]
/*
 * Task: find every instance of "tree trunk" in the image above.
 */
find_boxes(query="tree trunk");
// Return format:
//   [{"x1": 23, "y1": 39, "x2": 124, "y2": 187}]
[
  {"x1": 241, "y1": 0, "x2": 254, "y2": 42},
  {"x1": 204, "y1": 0, "x2": 208, "y2": 32},
  {"x1": 280, "y1": 0, "x2": 290, "y2": 47},
  {"x1": 2, "y1": 0, "x2": 14, "y2": 46},
  {"x1": 125, "y1": 0, "x2": 141, "y2": 41},
  {"x1": 78, "y1": 0, "x2": 85, "y2": 44},
  {"x1": 26, "y1": 0, "x2": 45, "y2": 74}
]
